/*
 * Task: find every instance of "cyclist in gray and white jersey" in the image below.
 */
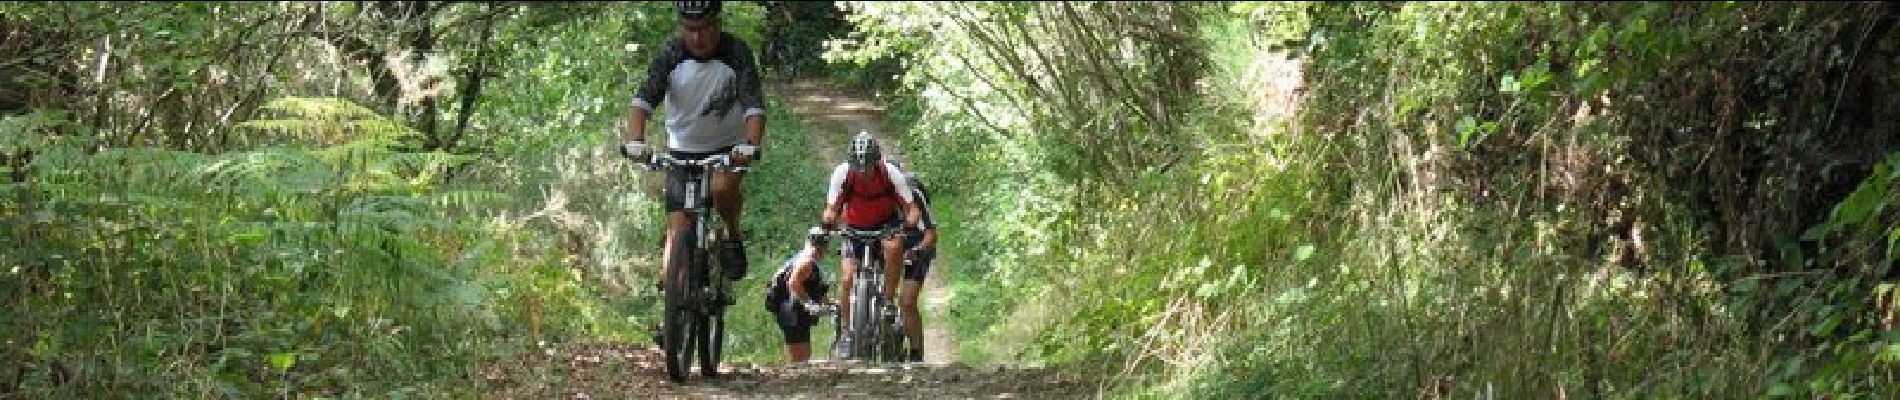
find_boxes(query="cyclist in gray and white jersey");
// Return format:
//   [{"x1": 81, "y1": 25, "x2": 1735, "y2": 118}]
[{"x1": 620, "y1": 0, "x2": 767, "y2": 287}]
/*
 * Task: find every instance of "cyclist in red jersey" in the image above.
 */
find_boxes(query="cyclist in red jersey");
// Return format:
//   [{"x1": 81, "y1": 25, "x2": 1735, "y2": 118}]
[{"x1": 820, "y1": 132, "x2": 923, "y2": 351}]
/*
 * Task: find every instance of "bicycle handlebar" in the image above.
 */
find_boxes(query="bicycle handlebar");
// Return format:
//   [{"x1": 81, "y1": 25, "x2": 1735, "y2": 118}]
[
  {"x1": 642, "y1": 152, "x2": 751, "y2": 173},
  {"x1": 816, "y1": 226, "x2": 908, "y2": 242}
]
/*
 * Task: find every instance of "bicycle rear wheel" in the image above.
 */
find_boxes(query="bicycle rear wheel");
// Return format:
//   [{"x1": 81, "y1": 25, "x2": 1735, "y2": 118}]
[
  {"x1": 879, "y1": 309, "x2": 906, "y2": 362},
  {"x1": 861, "y1": 296, "x2": 888, "y2": 361}
]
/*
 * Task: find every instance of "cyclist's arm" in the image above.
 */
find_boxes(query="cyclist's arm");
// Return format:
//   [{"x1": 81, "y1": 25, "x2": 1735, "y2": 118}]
[
  {"x1": 887, "y1": 163, "x2": 922, "y2": 228},
  {"x1": 628, "y1": 39, "x2": 686, "y2": 143},
  {"x1": 725, "y1": 36, "x2": 768, "y2": 147},
  {"x1": 902, "y1": 198, "x2": 923, "y2": 231},
  {"x1": 625, "y1": 108, "x2": 652, "y2": 144},
  {"x1": 745, "y1": 113, "x2": 765, "y2": 148},
  {"x1": 787, "y1": 249, "x2": 816, "y2": 301},
  {"x1": 821, "y1": 163, "x2": 848, "y2": 226}
]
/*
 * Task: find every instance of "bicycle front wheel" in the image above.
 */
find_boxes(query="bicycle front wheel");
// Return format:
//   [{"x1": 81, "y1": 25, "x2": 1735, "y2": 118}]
[
  {"x1": 661, "y1": 222, "x2": 698, "y2": 382},
  {"x1": 847, "y1": 283, "x2": 876, "y2": 361},
  {"x1": 698, "y1": 308, "x2": 724, "y2": 377}
]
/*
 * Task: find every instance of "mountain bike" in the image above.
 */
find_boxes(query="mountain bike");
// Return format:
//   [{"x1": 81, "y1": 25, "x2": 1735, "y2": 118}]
[
  {"x1": 819, "y1": 226, "x2": 911, "y2": 362},
  {"x1": 641, "y1": 152, "x2": 746, "y2": 382}
]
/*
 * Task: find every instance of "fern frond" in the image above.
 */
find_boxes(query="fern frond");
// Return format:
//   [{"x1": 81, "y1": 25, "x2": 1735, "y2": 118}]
[
  {"x1": 433, "y1": 190, "x2": 512, "y2": 210},
  {"x1": 240, "y1": 97, "x2": 419, "y2": 148},
  {"x1": 255, "y1": 97, "x2": 380, "y2": 120}
]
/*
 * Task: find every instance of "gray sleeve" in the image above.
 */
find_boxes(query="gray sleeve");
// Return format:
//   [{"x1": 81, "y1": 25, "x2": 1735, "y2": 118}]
[
  {"x1": 632, "y1": 38, "x2": 687, "y2": 112},
  {"x1": 719, "y1": 35, "x2": 767, "y2": 117}
]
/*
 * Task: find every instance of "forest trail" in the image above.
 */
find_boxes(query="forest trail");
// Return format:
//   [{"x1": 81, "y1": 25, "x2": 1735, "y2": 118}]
[
  {"x1": 480, "y1": 341, "x2": 1092, "y2": 399},
  {"x1": 478, "y1": 78, "x2": 1096, "y2": 399}
]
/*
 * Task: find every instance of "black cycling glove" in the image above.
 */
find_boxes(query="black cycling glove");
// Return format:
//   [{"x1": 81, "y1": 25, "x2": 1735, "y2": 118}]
[{"x1": 906, "y1": 245, "x2": 935, "y2": 264}]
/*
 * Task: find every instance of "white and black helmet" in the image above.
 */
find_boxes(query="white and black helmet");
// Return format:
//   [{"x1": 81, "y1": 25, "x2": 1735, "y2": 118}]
[
  {"x1": 848, "y1": 131, "x2": 880, "y2": 172},
  {"x1": 676, "y1": 1, "x2": 721, "y2": 19},
  {"x1": 806, "y1": 226, "x2": 829, "y2": 247}
]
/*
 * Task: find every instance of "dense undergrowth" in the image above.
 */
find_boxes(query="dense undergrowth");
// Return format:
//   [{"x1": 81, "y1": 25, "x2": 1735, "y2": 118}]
[
  {"x1": 1, "y1": 2, "x2": 834, "y2": 397},
  {"x1": 832, "y1": 1, "x2": 1900, "y2": 398}
]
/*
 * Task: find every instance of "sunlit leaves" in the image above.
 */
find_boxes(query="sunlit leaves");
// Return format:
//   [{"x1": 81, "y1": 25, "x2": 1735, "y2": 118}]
[
  {"x1": 267, "y1": 352, "x2": 298, "y2": 373},
  {"x1": 1803, "y1": 150, "x2": 1897, "y2": 242},
  {"x1": 238, "y1": 97, "x2": 417, "y2": 148}
]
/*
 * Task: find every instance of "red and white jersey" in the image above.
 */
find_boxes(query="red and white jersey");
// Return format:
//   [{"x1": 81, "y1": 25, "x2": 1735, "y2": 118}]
[{"x1": 825, "y1": 160, "x2": 915, "y2": 228}]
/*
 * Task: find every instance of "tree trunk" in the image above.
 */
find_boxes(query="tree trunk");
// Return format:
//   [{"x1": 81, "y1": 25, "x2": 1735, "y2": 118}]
[{"x1": 449, "y1": 5, "x2": 497, "y2": 152}]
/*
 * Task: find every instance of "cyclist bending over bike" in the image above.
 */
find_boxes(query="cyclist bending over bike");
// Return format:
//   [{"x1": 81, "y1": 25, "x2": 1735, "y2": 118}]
[
  {"x1": 620, "y1": 0, "x2": 767, "y2": 289},
  {"x1": 822, "y1": 132, "x2": 923, "y2": 352},
  {"x1": 766, "y1": 227, "x2": 833, "y2": 363}
]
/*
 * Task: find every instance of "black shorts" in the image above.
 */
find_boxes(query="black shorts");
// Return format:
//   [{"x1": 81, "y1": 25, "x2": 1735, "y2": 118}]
[
  {"x1": 663, "y1": 146, "x2": 736, "y2": 212},
  {"x1": 839, "y1": 219, "x2": 935, "y2": 282},
  {"x1": 772, "y1": 296, "x2": 824, "y2": 345},
  {"x1": 767, "y1": 269, "x2": 827, "y2": 345},
  {"x1": 902, "y1": 233, "x2": 934, "y2": 283}
]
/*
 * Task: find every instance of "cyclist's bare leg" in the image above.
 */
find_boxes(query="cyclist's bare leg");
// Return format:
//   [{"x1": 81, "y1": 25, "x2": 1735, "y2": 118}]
[
  {"x1": 662, "y1": 211, "x2": 690, "y2": 288},
  {"x1": 900, "y1": 280, "x2": 924, "y2": 357},
  {"x1": 839, "y1": 256, "x2": 859, "y2": 329},
  {"x1": 881, "y1": 237, "x2": 904, "y2": 311},
  {"x1": 787, "y1": 343, "x2": 812, "y2": 363},
  {"x1": 710, "y1": 171, "x2": 744, "y2": 240}
]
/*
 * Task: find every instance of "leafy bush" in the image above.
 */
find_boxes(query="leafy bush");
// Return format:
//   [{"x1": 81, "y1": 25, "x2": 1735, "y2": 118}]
[{"x1": 836, "y1": 1, "x2": 1900, "y2": 398}]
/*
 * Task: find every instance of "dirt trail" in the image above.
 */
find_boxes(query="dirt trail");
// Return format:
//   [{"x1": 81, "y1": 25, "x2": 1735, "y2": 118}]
[
  {"x1": 767, "y1": 78, "x2": 959, "y2": 365},
  {"x1": 480, "y1": 78, "x2": 1092, "y2": 399},
  {"x1": 481, "y1": 342, "x2": 1093, "y2": 399}
]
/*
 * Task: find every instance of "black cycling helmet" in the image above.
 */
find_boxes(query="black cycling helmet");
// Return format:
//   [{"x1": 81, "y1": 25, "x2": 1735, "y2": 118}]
[
  {"x1": 848, "y1": 131, "x2": 880, "y2": 172},
  {"x1": 676, "y1": 1, "x2": 721, "y2": 20}
]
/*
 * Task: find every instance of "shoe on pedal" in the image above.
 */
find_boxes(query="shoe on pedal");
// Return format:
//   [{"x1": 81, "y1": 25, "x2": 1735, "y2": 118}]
[{"x1": 720, "y1": 239, "x2": 748, "y2": 279}]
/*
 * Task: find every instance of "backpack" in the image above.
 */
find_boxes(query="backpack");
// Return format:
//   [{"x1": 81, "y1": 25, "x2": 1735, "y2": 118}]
[{"x1": 763, "y1": 253, "x2": 828, "y2": 312}]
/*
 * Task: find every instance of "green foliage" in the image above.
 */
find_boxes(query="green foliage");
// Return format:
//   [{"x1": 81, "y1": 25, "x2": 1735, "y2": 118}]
[
  {"x1": 238, "y1": 97, "x2": 423, "y2": 150},
  {"x1": 844, "y1": 1, "x2": 1900, "y2": 398},
  {"x1": 2, "y1": 102, "x2": 538, "y2": 397},
  {"x1": 10, "y1": 0, "x2": 1900, "y2": 397},
  {"x1": 1776, "y1": 149, "x2": 1900, "y2": 398},
  {"x1": 0, "y1": 1, "x2": 819, "y2": 396}
]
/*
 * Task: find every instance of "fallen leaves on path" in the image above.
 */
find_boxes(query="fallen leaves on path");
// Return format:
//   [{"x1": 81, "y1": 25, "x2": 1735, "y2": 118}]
[{"x1": 482, "y1": 341, "x2": 1101, "y2": 399}]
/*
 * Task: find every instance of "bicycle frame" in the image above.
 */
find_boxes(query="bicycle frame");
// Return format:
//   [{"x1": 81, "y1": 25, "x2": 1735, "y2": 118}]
[
  {"x1": 825, "y1": 226, "x2": 908, "y2": 362},
  {"x1": 645, "y1": 152, "x2": 746, "y2": 381},
  {"x1": 669, "y1": 155, "x2": 726, "y2": 309}
]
